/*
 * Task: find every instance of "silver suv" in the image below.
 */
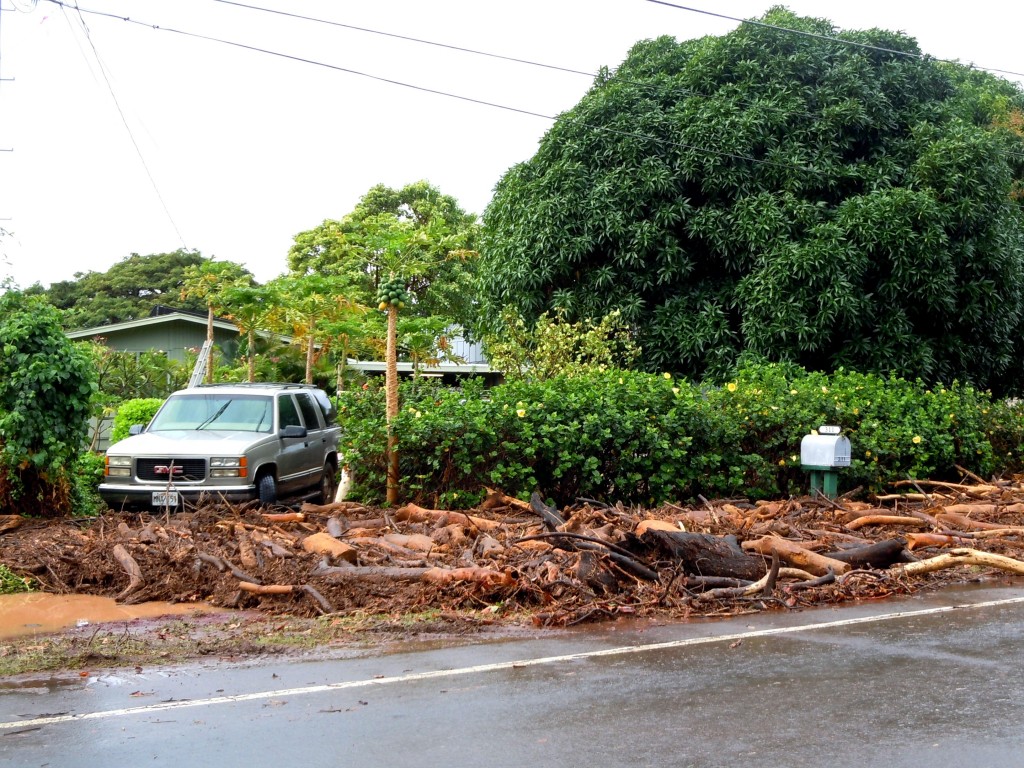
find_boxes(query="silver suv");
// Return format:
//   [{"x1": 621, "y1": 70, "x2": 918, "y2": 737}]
[{"x1": 99, "y1": 383, "x2": 342, "y2": 508}]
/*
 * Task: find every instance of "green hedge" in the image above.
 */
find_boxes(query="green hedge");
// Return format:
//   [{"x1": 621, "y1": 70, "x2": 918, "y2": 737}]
[
  {"x1": 110, "y1": 398, "x2": 164, "y2": 444},
  {"x1": 324, "y1": 364, "x2": 1024, "y2": 507}
]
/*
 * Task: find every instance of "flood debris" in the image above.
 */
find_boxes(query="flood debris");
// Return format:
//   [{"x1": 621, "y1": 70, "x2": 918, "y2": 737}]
[{"x1": 4, "y1": 477, "x2": 1024, "y2": 628}]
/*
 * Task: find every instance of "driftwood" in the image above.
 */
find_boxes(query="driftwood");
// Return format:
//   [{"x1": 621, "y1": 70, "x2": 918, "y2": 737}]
[
  {"x1": 742, "y1": 536, "x2": 851, "y2": 576},
  {"x1": 845, "y1": 515, "x2": 927, "y2": 531},
  {"x1": 0, "y1": 515, "x2": 24, "y2": 535},
  {"x1": 643, "y1": 531, "x2": 767, "y2": 581},
  {"x1": 823, "y1": 538, "x2": 911, "y2": 569},
  {"x1": 516, "y1": 531, "x2": 659, "y2": 582},
  {"x1": 315, "y1": 562, "x2": 513, "y2": 588},
  {"x1": 906, "y1": 532, "x2": 969, "y2": 551},
  {"x1": 301, "y1": 532, "x2": 358, "y2": 563},
  {"x1": 112, "y1": 543, "x2": 144, "y2": 602},
  {"x1": 262, "y1": 511, "x2": 306, "y2": 524},
  {"x1": 394, "y1": 503, "x2": 501, "y2": 531},
  {"x1": 529, "y1": 492, "x2": 567, "y2": 531},
  {"x1": 693, "y1": 551, "x2": 780, "y2": 601},
  {"x1": 936, "y1": 512, "x2": 1009, "y2": 531},
  {"x1": 237, "y1": 581, "x2": 333, "y2": 613},
  {"x1": 900, "y1": 548, "x2": 1024, "y2": 577}
]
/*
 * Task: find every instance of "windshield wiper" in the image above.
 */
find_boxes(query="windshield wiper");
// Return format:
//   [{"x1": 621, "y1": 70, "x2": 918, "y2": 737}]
[{"x1": 195, "y1": 401, "x2": 231, "y2": 430}]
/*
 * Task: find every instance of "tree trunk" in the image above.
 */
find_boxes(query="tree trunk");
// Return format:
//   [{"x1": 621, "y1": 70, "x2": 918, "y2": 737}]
[
  {"x1": 305, "y1": 331, "x2": 315, "y2": 384},
  {"x1": 247, "y1": 329, "x2": 256, "y2": 382},
  {"x1": 641, "y1": 530, "x2": 768, "y2": 581},
  {"x1": 206, "y1": 303, "x2": 214, "y2": 384},
  {"x1": 386, "y1": 306, "x2": 399, "y2": 504}
]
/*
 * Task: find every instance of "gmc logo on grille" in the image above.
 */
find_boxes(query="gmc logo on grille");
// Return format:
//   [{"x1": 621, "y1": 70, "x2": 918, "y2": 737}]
[{"x1": 153, "y1": 465, "x2": 183, "y2": 476}]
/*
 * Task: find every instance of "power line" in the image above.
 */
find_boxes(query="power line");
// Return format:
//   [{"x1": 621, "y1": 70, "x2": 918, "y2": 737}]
[
  {"x1": 42, "y1": 0, "x2": 814, "y2": 174},
  {"x1": 211, "y1": 0, "x2": 596, "y2": 81},
  {"x1": 62, "y1": 1, "x2": 188, "y2": 248},
  {"x1": 644, "y1": 0, "x2": 1024, "y2": 82}
]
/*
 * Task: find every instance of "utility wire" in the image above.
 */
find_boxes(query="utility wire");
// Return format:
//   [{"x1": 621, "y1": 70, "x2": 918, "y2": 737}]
[
  {"x1": 43, "y1": 0, "x2": 814, "y2": 173},
  {"x1": 210, "y1": 0, "x2": 1024, "y2": 162},
  {"x1": 63, "y1": 1, "x2": 187, "y2": 247},
  {"x1": 211, "y1": 0, "x2": 597, "y2": 80},
  {"x1": 645, "y1": 0, "x2": 1024, "y2": 81}
]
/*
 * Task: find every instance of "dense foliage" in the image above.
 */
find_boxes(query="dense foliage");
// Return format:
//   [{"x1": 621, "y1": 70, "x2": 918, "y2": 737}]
[
  {"x1": 288, "y1": 181, "x2": 480, "y2": 332},
  {"x1": 0, "y1": 292, "x2": 97, "y2": 515},
  {"x1": 337, "y1": 364, "x2": 1024, "y2": 507},
  {"x1": 109, "y1": 398, "x2": 164, "y2": 444},
  {"x1": 29, "y1": 250, "x2": 223, "y2": 330},
  {"x1": 478, "y1": 9, "x2": 1024, "y2": 394}
]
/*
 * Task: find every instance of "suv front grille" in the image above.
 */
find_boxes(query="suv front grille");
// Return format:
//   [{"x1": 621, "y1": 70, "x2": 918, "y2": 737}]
[{"x1": 136, "y1": 458, "x2": 207, "y2": 482}]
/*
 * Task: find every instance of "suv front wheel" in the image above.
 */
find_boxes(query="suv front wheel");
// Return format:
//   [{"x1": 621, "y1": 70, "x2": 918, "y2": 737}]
[{"x1": 257, "y1": 472, "x2": 277, "y2": 505}]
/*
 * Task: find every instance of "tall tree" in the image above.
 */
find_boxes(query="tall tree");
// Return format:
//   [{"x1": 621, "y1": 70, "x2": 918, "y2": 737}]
[
  {"x1": 287, "y1": 181, "x2": 480, "y2": 332},
  {"x1": 478, "y1": 9, "x2": 1024, "y2": 394},
  {"x1": 220, "y1": 283, "x2": 283, "y2": 382},
  {"x1": 37, "y1": 250, "x2": 214, "y2": 329},
  {"x1": 181, "y1": 260, "x2": 254, "y2": 383},
  {"x1": 270, "y1": 274, "x2": 364, "y2": 384}
]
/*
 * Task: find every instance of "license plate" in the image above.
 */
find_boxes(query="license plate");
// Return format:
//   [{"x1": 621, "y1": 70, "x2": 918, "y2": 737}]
[{"x1": 152, "y1": 491, "x2": 179, "y2": 506}]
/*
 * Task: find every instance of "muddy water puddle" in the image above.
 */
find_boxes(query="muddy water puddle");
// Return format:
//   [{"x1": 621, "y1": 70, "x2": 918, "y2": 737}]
[{"x1": 0, "y1": 593, "x2": 224, "y2": 639}]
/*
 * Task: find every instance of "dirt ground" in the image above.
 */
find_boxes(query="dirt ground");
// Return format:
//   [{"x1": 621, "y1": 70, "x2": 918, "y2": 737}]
[{"x1": 3, "y1": 480, "x2": 1024, "y2": 676}]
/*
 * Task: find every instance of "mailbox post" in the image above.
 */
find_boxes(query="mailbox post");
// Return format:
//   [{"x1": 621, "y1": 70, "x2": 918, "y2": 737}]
[{"x1": 800, "y1": 425, "x2": 851, "y2": 499}]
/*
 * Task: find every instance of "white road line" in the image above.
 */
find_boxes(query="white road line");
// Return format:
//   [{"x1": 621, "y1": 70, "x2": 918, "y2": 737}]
[{"x1": 4, "y1": 594, "x2": 1024, "y2": 730}]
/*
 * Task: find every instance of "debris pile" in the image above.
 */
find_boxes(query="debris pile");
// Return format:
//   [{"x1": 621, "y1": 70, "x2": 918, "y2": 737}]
[{"x1": 4, "y1": 477, "x2": 1024, "y2": 627}]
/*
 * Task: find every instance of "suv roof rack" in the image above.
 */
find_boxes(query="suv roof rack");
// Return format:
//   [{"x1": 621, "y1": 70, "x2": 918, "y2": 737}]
[{"x1": 193, "y1": 382, "x2": 315, "y2": 390}]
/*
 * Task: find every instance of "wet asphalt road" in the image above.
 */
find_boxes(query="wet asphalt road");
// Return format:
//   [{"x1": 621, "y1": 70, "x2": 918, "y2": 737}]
[{"x1": 3, "y1": 583, "x2": 1024, "y2": 768}]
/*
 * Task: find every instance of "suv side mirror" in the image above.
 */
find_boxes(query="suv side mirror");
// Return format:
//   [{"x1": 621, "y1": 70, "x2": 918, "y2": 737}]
[
  {"x1": 280, "y1": 425, "x2": 308, "y2": 439},
  {"x1": 129, "y1": 424, "x2": 145, "y2": 435}
]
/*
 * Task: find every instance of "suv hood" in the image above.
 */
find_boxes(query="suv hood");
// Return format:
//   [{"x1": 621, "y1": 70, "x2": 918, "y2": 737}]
[{"x1": 107, "y1": 430, "x2": 274, "y2": 456}]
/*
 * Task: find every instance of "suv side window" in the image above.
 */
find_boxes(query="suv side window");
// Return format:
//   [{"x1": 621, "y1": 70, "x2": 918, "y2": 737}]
[
  {"x1": 278, "y1": 394, "x2": 302, "y2": 429},
  {"x1": 295, "y1": 392, "x2": 322, "y2": 430},
  {"x1": 311, "y1": 389, "x2": 338, "y2": 426}
]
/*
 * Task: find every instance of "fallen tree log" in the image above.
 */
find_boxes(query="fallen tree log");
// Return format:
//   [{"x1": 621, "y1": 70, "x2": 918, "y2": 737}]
[
  {"x1": 845, "y1": 515, "x2": 927, "y2": 531},
  {"x1": 529, "y1": 492, "x2": 567, "y2": 531},
  {"x1": 301, "y1": 532, "x2": 358, "y2": 563},
  {"x1": 314, "y1": 562, "x2": 514, "y2": 588},
  {"x1": 516, "y1": 531, "x2": 659, "y2": 582},
  {"x1": 823, "y1": 538, "x2": 911, "y2": 569},
  {"x1": 905, "y1": 533, "x2": 965, "y2": 551},
  {"x1": 899, "y1": 548, "x2": 1024, "y2": 577},
  {"x1": 394, "y1": 503, "x2": 501, "y2": 532},
  {"x1": 237, "y1": 581, "x2": 333, "y2": 613},
  {"x1": 643, "y1": 531, "x2": 767, "y2": 581},
  {"x1": 112, "y1": 544, "x2": 144, "y2": 602},
  {"x1": 742, "y1": 536, "x2": 851, "y2": 576},
  {"x1": 693, "y1": 551, "x2": 780, "y2": 601},
  {"x1": 935, "y1": 512, "x2": 1008, "y2": 531},
  {"x1": 0, "y1": 515, "x2": 24, "y2": 535}
]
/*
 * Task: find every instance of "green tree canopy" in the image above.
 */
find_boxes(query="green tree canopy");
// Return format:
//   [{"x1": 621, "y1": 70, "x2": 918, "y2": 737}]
[
  {"x1": 477, "y1": 8, "x2": 1024, "y2": 394},
  {"x1": 31, "y1": 250, "x2": 253, "y2": 330},
  {"x1": 287, "y1": 181, "x2": 480, "y2": 331}
]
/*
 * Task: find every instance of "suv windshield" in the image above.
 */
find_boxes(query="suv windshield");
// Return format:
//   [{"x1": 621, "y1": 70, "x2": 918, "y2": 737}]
[{"x1": 148, "y1": 393, "x2": 274, "y2": 433}]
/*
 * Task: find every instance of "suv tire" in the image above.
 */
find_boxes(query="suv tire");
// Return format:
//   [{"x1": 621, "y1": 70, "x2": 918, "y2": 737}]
[
  {"x1": 318, "y1": 460, "x2": 338, "y2": 504},
  {"x1": 257, "y1": 472, "x2": 277, "y2": 505}
]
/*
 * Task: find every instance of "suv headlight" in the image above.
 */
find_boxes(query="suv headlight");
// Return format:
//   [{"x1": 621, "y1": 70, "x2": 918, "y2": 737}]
[
  {"x1": 105, "y1": 455, "x2": 132, "y2": 477},
  {"x1": 210, "y1": 456, "x2": 247, "y2": 478}
]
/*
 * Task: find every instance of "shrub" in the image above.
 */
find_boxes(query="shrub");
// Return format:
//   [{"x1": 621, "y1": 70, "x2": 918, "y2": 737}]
[
  {"x1": 336, "y1": 363, "x2": 1024, "y2": 507},
  {"x1": 0, "y1": 292, "x2": 97, "y2": 516},
  {"x1": 0, "y1": 564, "x2": 32, "y2": 595},
  {"x1": 110, "y1": 398, "x2": 164, "y2": 444}
]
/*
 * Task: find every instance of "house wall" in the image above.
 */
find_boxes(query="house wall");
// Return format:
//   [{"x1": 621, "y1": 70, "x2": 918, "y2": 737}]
[{"x1": 80, "y1": 321, "x2": 239, "y2": 362}]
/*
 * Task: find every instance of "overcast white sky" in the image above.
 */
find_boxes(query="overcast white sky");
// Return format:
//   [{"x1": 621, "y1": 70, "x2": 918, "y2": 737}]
[{"x1": 1, "y1": 0, "x2": 1022, "y2": 289}]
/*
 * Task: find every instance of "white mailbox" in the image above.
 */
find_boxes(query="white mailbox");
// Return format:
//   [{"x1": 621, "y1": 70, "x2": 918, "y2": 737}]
[{"x1": 800, "y1": 425, "x2": 851, "y2": 469}]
